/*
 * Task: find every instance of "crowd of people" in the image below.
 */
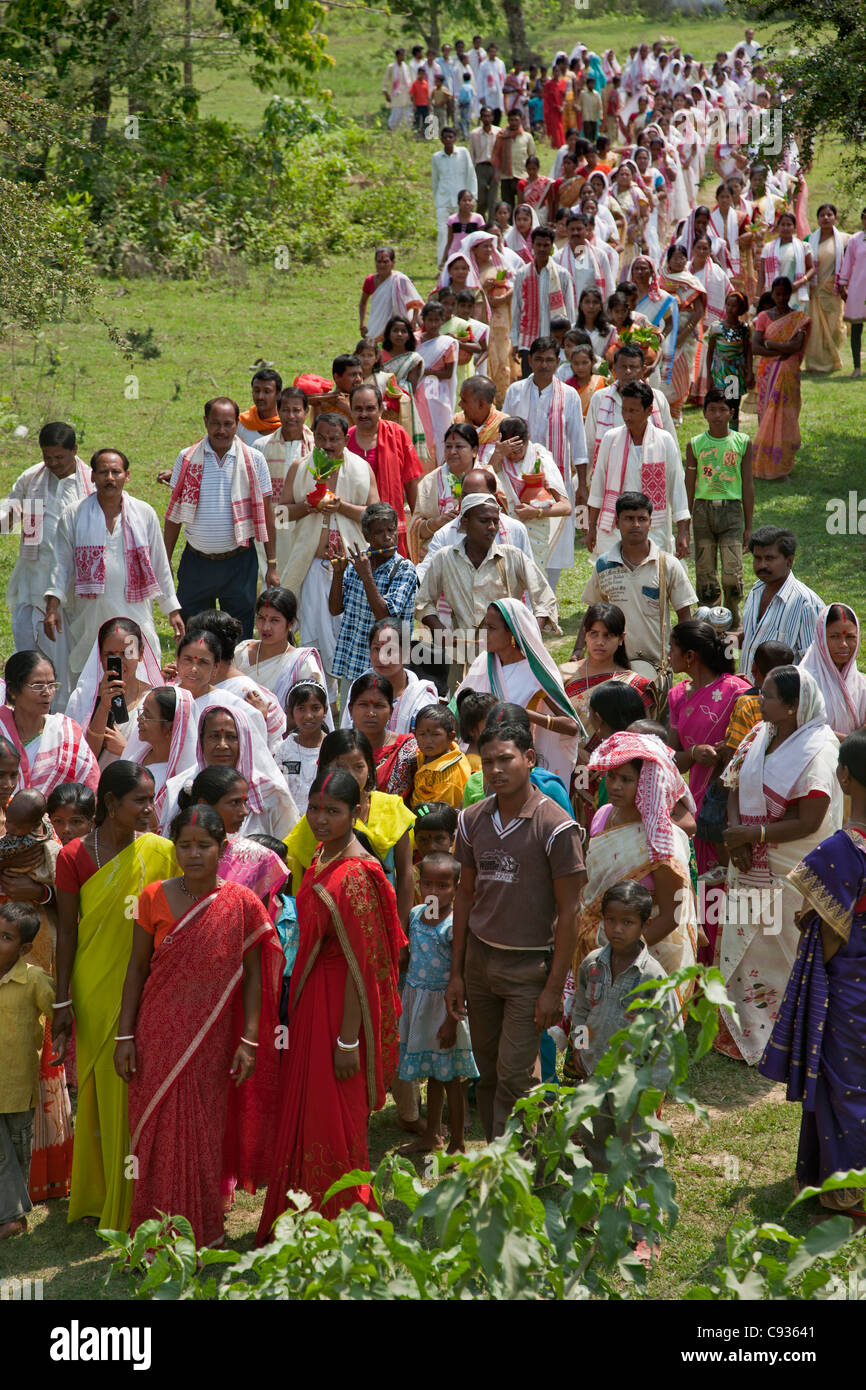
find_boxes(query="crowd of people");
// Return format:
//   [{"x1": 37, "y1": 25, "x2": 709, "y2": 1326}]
[{"x1": 2, "y1": 24, "x2": 866, "y2": 1271}]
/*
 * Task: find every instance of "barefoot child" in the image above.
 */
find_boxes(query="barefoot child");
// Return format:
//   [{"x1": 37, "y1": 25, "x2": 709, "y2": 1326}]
[
  {"x1": 0, "y1": 903, "x2": 55, "y2": 1239},
  {"x1": 398, "y1": 852, "x2": 478, "y2": 1153},
  {"x1": 277, "y1": 682, "x2": 329, "y2": 815},
  {"x1": 410, "y1": 705, "x2": 473, "y2": 809}
]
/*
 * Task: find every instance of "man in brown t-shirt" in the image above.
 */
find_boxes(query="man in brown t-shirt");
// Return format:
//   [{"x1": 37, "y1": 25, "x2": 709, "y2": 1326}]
[{"x1": 446, "y1": 722, "x2": 585, "y2": 1139}]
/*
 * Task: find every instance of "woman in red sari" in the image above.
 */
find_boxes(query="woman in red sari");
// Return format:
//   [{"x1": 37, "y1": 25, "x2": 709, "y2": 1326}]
[
  {"x1": 258, "y1": 768, "x2": 404, "y2": 1240},
  {"x1": 348, "y1": 673, "x2": 418, "y2": 800},
  {"x1": 543, "y1": 61, "x2": 567, "y2": 149},
  {"x1": 115, "y1": 805, "x2": 282, "y2": 1247}
]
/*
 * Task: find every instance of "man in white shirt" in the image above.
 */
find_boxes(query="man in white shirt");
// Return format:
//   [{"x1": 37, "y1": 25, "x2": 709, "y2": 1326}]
[
  {"x1": 504, "y1": 336, "x2": 588, "y2": 586},
  {"x1": 44, "y1": 449, "x2": 183, "y2": 688},
  {"x1": 382, "y1": 48, "x2": 413, "y2": 129},
  {"x1": 431, "y1": 127, "x2": 477, "y2": 262},
  {"x1": 469, "y1": 106, "x2": 499, "y2": 219},
  {"x1": 584, "y1": 344, "x2": 680, "y2": 484},
  {"x1": 510, "y1": 228, "x2": 576, "y2": 371},
  {"x1": 587, "y1": 381, "x2": 689, "y2": 558},
  {"x1": 416, "y1": 467, "x2": 533, "y2": 582},
  {"x1": 164, "y1": 397, "x2": 280, "y2": 639},
  {"x1": 1, "y1": 421, "x2": 94, "y2": 707},
  {"x1": 467, "y1": 36, "x2": 486, "y2": 81},
  {"x1": 477, "y1": 42, "x2": 506, "y2": 123},
  {"x1": 555, "y1": 213, "x2": 606, "y2": 309},
  {"x1": 742, "y1": 29, "x2": 761, "y2": 62}
]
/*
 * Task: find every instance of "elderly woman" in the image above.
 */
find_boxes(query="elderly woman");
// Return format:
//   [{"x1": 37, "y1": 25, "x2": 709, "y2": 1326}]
[
  {"x1": 65, "y1": 616, "x2": 164, "y2": 767},
  {"x1": 0, "y1": 651, "x2": 98, "y2": 795},
  {"x1": 716, "y1": 666, "x2": 842, "y2": 1065},
  {"x1": 160, "y1": 704, "x2": 298, "y2": 840}
]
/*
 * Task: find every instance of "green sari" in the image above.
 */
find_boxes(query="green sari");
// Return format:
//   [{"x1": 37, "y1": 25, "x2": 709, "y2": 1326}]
[{"x1": 68, "y1": 833, "x2": 177, "y2": 1228}]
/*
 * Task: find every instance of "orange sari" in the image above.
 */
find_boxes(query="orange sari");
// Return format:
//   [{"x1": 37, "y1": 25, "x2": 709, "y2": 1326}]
[{"x1": 753, "y1": 309, "x2": 810, "y2": 480}]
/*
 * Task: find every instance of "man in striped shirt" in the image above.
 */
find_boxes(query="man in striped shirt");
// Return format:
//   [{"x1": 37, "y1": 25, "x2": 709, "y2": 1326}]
[{"x1": 738, "y1": 526, "x2": 824, "y2": 677}]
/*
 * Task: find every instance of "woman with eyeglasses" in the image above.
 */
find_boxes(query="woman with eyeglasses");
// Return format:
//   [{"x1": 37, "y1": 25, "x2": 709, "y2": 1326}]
[{"x1": 0, "y1": 651, "x2": 99, "y2": 796}]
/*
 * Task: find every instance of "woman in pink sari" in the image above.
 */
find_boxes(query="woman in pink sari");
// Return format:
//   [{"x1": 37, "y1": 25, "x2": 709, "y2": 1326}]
[
  {"x1": 116, "y1": 804, "x2": 283, "y2": 1247},
  {"x1": 751, "y1": 276, "x2": 810, "y2": 480},
  {"x1": 415, "y1": 301, "x2": 458, "y2": 467},
  {"x1": 667, "y1": 622, "x2": 750, "y2": 949}
]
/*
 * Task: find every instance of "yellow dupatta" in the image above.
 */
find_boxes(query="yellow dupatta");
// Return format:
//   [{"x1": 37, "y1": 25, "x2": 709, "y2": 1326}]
[
  {"x1": 284, "y1": 791, "x2": 415, "y2": 895},
  {"x1": 68, "y1": 832, "x2": 176, "y2": 1228}
]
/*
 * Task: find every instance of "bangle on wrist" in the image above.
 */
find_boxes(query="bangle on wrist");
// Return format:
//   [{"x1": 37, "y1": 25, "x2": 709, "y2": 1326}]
[
  {"x1": 240, "y1": 1036, "x2": 259, "y2": 1048},
  {"x1": 337, "y1": 1036, "x2": 359, "y2": 1051},
  {"x1": 114, "y1": 1034, "x2": 135, "y2": 1042},
  {"x1": 38, "y1": 885, "x2": 52, "y2": 905},
  {"x1": 52, "y1": 1000, "x2": 73, "y2": 1010}
]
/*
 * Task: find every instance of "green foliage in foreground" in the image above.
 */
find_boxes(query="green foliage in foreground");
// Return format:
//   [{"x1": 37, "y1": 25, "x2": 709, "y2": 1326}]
[{"x1": 98, "y1": 968, "x2": 866, "y2": 1299}]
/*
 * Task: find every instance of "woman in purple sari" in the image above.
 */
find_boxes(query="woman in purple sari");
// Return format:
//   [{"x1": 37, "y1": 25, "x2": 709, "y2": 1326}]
[{"x1": 759, "y1": 730, "x2": 866, "y2": 1214}]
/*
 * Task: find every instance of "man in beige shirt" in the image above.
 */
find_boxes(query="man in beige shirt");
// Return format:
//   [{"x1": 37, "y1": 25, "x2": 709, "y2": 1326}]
[
  {"x1": 469, "y1": 107, "x2": 500, "y2": 219},
  {"x1": 493, "y1": 109, "x2": 537, "y2": 210},
  {"x1": 416, "y1": 494, "x2": 558, "y2": 678}
]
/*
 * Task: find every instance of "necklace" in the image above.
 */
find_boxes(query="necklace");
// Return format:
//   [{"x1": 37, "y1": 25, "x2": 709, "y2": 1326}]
[
  {"x1": 318, "y1": 844, "x2": 348, "y2": 869},
  {"x1": 92, "y1": 828, "x2": 104, "y2": 870},
  {"x1": 254, "y1": 640, "x2": 288, "y2": 685},
  {"x1": 179, "y1": 877, "x2": 200, "y2": 900}
]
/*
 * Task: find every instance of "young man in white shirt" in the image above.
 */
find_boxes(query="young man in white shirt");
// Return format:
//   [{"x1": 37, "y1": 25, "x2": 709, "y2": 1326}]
[
  {"x1": 477, "y1": 42, "x2": 506, "y2": 124},
  {"x1": 431, "y1": 127, "x2": 477, "y2": 262},
  {"x1": 587, "y1": 380, "x2": 689, "y2": 558}
]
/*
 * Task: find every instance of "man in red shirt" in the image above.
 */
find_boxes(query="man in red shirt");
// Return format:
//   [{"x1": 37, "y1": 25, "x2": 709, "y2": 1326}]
[{"x1": 347, "y1": 384, "x2": 423, "y2": 557}]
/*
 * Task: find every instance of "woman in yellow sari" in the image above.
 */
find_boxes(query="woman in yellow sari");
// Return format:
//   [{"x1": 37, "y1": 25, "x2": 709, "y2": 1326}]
[
  {"x1": 805, "y1": 204, "x2": 849, "y2": 374},
  {"x1": 752, "y1": 276, "x2": 811, "y2": 480},
  {"x1": 52, "y1": 761, "x2": 175, "y2": 1229}
]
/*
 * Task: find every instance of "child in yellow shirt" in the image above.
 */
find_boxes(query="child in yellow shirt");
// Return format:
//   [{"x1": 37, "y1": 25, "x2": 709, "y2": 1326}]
[
  {"x1": 455, "y1": 689, "x2": 498, "y2": 772},
  {"x1": 410, "y1": 706, "x2": 473, "y2": 809}
]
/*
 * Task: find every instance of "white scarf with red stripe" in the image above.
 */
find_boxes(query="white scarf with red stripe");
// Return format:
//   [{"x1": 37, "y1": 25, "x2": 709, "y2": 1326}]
[
  {"x1": 709, "y1": 206, "x2": 741, "y2": 275},
  {"x1": 518, "y1": 259, "x2": 568, "y2": 344},
  {"x1": 73, "y1": 493, "x2": 161, "y2": 603},
  {"x1": 21, "y1": 456, "x2": 93, "y2": 559},
  {"x1": 591, "y1": 386, "x2": 664, "y2": 467},
  {"x1": 166, "y1": 437, "x2": 268, "y2": 546},
  {"x1": 597, "y1": 420, "x2": 669, "y2": 536},
  {"x1": 0, "y1": 707, "x2": 99, "y2": 795}
]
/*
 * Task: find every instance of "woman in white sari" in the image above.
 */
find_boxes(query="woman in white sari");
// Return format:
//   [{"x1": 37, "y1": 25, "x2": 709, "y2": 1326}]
[
  {"x1": 456, "y1": 599, "x2": 582, "y2": 788},
  {"x1": 66, "y1": 616, "x2": 164, "y2": 768},
  {"x1": 234, "y1": 587, "x2": 326, "y2": 718},
  {"x1": 122, "y1": 685, "x2": 198, "y2": 827},
  {"x1": 484, "y1": 418, "x2": 571, "y2": 578},
  {"x1": 717, "y1": 666, "x2": 842, "y2": 1065},
  {"x1": 160, "y1": 702, "x2": 298, "y2": 840},
  {"x1": 798, "y1": 604, "x2": 866, "y2": 740},
  {"x1": 574, "y1": 730, "x2": 699, "y2": 985},
  {"x1": 415, "y1": 301, "x2": 458, "y2": 467}
]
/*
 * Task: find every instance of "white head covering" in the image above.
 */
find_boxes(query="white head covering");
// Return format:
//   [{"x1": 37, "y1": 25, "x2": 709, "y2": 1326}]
[
  {"x1": 732, "y1": 667, "x2": 834, "y2": 816},
  {"x1": 65, "y1": 621, "x2": 164, "y2": 728},
  {"x1": 459, "y1": 491, "x2": 499, "y2": 517},
  {"x1": 192, "y1": 702, "x2": 292, "y2": 817},
  {"x1": 122, "y1": 686, "x2": 198, "y2": 819},
  {"x1": 799, "y1": 605, "x2": 866, "y2": 736},
  {"x1": 504, "y1": 203, "x2": 539, "y2": 261}
]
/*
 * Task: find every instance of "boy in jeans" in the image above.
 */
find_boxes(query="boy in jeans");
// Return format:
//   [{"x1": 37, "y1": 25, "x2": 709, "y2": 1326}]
[
  {"x1": 0, "y1": 902, "x2": 55, "y2": 1239},
  {"x1": 684, "y1": 386, "x2": 753, "y2": 627}
]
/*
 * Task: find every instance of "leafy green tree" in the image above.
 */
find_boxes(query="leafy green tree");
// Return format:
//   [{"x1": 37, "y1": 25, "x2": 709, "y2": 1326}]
[
  {"x1": 735, "y1": 0, "x2": 866, "y2": 185},
  {"x1": 0, "y1": 70, "x2": 93, "y2": 330}
]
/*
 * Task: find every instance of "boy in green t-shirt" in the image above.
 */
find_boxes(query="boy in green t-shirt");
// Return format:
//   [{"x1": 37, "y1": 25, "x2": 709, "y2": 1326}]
[{"x1": 685, "y1": 387, "x2": 753, "y2": 626}]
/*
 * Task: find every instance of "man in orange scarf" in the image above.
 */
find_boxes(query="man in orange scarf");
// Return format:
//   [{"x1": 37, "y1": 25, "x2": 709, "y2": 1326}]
[{"x1": 236, "y1": 367, "x2": 283, "y2": 444}]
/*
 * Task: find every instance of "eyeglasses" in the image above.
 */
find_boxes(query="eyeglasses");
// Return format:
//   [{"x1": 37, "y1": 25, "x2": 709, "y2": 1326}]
[{"x1": 26, "y1": 682, "x2": 60, "y2": 693}]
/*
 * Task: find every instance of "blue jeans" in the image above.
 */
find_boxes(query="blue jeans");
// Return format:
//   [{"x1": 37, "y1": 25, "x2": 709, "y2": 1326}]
[{"x1": 0, "y1": 1110, "x2": 34, "y2": 1224}]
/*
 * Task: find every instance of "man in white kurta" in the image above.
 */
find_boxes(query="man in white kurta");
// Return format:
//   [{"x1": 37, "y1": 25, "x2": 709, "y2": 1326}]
[
  {"x1": 509, "y1": 231, "x2": 577, "y2": 360},
  {"x1": 503, "y1": 339, "x2": 588, "y2": 586},
  {"x1": 584, "y1": 347, "x2": 680, "y2": 482},
  {"x1": 254, "y1": 386, "x2": 314, "y2": 582},
  {"x1": 431, "y1": 129, "x2": 477, "y2": 263},
  {"x1": 1, "y1": 422, "x2": 94, "y2": 708},
  {"x1": 382, "y1": 49, "x2": 413, "y2": 129},
  {"x1": 477, "y1": 45, "x2": 506, "y2": 120},
  {"x1": 44, "y1": 449, "x2": 183, "y2": 688},
  {"x1": 587, "y1": 384, "x2": 690, "y2": 558}
]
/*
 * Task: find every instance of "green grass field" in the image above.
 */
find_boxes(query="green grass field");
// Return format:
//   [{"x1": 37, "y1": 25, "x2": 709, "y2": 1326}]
[{"x1": 0, "y1": 7, "x2": 864, "y2": 1299}]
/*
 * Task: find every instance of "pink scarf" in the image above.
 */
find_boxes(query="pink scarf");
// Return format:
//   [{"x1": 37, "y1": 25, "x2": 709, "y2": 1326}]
[
  {"x1": 589, "y1": 731, "x2": 683, "y2": 862},
  {"x1": 167, "y1": 437, "x2": 268, "y2": 547},
  {"x1": 73, "y1": 493, "x2": 161, "y2": 604}
]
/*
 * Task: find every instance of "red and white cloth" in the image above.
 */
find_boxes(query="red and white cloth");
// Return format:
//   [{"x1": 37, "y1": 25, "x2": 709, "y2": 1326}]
[
  {"x1": 588, "y1": 730, "x2": 687, "y2": 863},
  {"x1": 20, "y1": 456, "x2": 93, "y2": 559},
  {"x1": 167, "y1": 437, "x2": 268, "y2": 546},
  {"x1": 0, "y1": 707, "x2": 99, "y2": 794},
  {"x1": 73, "y1": 494, "x2": 161, "y2": 603}
]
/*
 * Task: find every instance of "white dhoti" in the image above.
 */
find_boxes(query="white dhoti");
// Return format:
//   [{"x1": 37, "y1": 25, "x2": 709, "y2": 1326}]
[{"x1": 298, "y1": 559, "x2": 342, "y2": 704}]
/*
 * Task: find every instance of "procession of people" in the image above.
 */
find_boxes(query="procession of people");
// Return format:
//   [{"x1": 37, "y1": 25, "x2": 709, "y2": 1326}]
[{"x1": 3, "y1": 22, "x2": 866, "y2": 1274}]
